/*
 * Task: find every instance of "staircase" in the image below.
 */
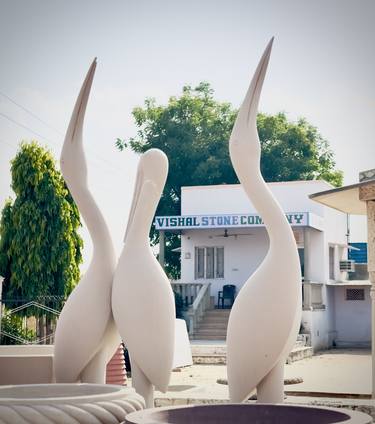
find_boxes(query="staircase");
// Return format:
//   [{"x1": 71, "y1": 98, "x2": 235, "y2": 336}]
[
  {"x1": 190, "y1": 308, "x2": 313, "y2": 364},
  {"x1": 191, "y1": 308, "x2": 231, "y2": 340}
]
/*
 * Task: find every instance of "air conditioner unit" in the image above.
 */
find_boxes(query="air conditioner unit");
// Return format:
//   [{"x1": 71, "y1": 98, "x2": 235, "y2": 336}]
[{"x1": 339, "y1": 260, "x2": 355, "y2": 272}]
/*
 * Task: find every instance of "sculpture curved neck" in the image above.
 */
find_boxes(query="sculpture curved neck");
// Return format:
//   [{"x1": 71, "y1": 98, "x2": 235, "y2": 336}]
[
  {"x1": 235, "y1": 158, "x2": 295, "y2": 249},
  {"x1": 70, "y1": 183, "x2": 115, "y2": 260},
  {"x1": 124, "y1": 181, "x2": 158, "y2": 248}
]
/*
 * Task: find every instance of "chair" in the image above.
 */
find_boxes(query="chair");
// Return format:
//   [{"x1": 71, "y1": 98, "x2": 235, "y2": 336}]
[{"x1": 217, "y1": 284, "x2": 236, "y2": 309}]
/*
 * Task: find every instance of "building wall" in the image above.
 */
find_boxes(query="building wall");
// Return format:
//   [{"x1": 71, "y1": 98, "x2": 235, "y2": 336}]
[
  {"x1": 333, "y1": 285, "x2": 371, "y2": 347},
  {"x1": 180, "y1": 181, "x2": 341, "y2": 299},
  {"x1": 306, "y1": 228, "x2": 326, "y2": 282},
  {"x1": 178, "y1": 181, "x2": 367, "y2": 351},
  {"x1": 302, "y1": 308, "x2": 331, "y2": 351},
  {"x1": 323, "y1": 205, "x2": 348, "y2": 282},
  {"x1": 181, "y1": 227, "x2": 268, "y2": 300}
]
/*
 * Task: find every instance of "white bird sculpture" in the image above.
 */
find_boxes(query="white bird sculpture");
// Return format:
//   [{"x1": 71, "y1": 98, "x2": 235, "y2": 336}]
[
  {"x1": 226, "y1": 38, "x2": 302, "y2": 403},
  {"x1": 112, "y1": 149, "x2": 175, "y2": 408},
  {"x1": 54, "y1": 59, "x2": 120, "y2": 383}
]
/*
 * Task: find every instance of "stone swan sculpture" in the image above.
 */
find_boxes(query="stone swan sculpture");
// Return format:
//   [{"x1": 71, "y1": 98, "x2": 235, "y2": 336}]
[
  {"x1": 112, "y1": 149, "x2": 175, "y2": 408},
  {"x1": 226, "y1": 38, "x2": 302, "y2": 403},
  {"x1": 54, "y1": 59, "x2": 120, "y2": 383}
]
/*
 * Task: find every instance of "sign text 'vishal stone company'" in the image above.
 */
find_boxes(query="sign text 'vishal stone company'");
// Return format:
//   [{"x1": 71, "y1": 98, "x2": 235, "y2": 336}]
[{"x1": 154, "y1": 212, "x2": 309, "y2": 230}]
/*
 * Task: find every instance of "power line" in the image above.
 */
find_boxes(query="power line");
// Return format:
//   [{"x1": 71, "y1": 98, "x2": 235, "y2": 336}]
[
  {"x1": 0, "y1": 90, "x2": 63, "y2": 136},
  {"x1": 0, "y1": 91, "x2": 127, "y2": 175},
  {"x1": 0, "y1": 111, "x2": 60, "y2": 147},
  {"x1": 0, "y1": 108, "x2": 124, "y2": 176}
]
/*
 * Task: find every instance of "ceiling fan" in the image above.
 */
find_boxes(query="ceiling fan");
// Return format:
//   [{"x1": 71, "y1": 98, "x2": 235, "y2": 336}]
[{"x1": 214, "y1": 229, "x2": 253, "y2": 238}]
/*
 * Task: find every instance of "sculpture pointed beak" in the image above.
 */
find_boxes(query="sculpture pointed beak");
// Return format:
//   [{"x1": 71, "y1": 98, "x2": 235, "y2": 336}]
[
  {"x1": 237, "y1": 37, "x2": 273, "y2": 128},
  {"x1": 124, "y1": 163, "x2": 144, "y2": 243},
  {"x1": 60, "y1": 58, "x2": 96, "y2": 184},
  {"x1": 63, "y1": 58, "x2": 97, "y2": 147}
]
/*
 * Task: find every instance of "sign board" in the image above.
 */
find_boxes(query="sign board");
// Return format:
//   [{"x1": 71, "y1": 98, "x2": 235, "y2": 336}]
[{"x1": 155, "y1": 212, "x2": 311, "y2": 230}]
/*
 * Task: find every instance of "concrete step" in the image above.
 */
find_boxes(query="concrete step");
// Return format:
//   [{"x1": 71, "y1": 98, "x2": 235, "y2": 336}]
[
  {"x1": 204, "y1": 309, "x2": 231, "y2": 315},
  {"x1": 191, "y1": 335, "x2": 227, "y2": 342},
  {"x1": 197, "y1": 327, "x2": 227, "y2": 333},
  {"x1": 294, "y1": 340, "x2": 306, "y2": 349},
  {"x1": 191, "y1": 342, "x2": 312, "y2": 364},
  {"x1": 286, "y1": 346, "x2": 313, "y2": 363},
  {"x1": 197, "y1": 323, "x2": 228, "y2": 329},
  {"x1": 201, "y1": 316, "x2": 230, "y2": 322},
  {"x1": 193, "y1": 308, "x2": 231, "y2": 339},
  {"x1": 193, "y1": 330, "x2": 228, "y2": 337}
]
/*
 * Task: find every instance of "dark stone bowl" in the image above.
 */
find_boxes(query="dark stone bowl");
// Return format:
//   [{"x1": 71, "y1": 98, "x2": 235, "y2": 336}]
[{"x1": 124, "y1": 403, "x2": 372, "y2": 424}]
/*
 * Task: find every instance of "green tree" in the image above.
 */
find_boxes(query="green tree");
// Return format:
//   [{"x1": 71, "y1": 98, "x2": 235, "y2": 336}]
[
  {"x1": 116, "y1": 82, "x2": 342, "y2": 277},
  {"x1": 257, "y1": 113, "x2": 343, "y2": 186},
  {"x1": 0, "y1": 141, "x2": 83, "y2": 307}
]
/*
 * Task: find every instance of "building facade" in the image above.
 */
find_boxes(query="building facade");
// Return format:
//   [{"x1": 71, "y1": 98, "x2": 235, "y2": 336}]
[{"x1": 156, "y1": 180, "x2": 370, "y2": 351}]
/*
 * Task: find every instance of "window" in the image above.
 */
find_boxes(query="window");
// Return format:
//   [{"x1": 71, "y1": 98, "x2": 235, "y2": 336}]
[
  {"x1": 329, "y1": 246, "x2": 335, "y2": 280},
  {"x1": 346, "y1": 288, "x2": 365, "y2": 301},
  {"x1": 298, "y1": 248, "x2": 304, "y2": 279},
  {"x1": 195, "y1": 247, "x2": 205, "y2": 279},
  {"x1": 195, "y1": 246, "x2": 224, "y2": 279}
]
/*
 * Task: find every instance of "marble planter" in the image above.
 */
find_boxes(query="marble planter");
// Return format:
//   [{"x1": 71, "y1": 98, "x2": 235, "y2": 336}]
[
  {"x1": 124, "y1": 403, "x2": 372, "y2": 424},
  {"x1": 0, "y1": 383, "x2": 144, "y2": 423}
]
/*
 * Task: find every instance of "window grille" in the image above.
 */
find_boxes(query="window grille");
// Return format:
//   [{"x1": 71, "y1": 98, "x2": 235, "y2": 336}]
[
  {"x1": 195, "y1": 247, "x2": 205, "y2": 279},
  {"x1": 206, "y1": 247, "x2": 214, "y2": 279},
  {"x1": 346, "y1": 288, "x2": 365, "y2": 301},
  {"x1": 216, "y1": 247, "x2": 224, "y2": 278}
]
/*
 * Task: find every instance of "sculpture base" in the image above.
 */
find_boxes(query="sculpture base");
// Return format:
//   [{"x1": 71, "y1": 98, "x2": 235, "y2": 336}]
[
  {"x1": 124, "y1": 403, "x2": 372, "y2": 424},
  {"x1": 0, "y1": 345, "x2": 53, "y2": 385},
  {"x1": 0, "y1": 383, "x2": 145, "y2": 423}
]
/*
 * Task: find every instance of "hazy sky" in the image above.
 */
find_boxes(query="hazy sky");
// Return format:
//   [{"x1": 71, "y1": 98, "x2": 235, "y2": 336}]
[{"x1": 0, "y1": 0, "x2": 373, "y2": 262}]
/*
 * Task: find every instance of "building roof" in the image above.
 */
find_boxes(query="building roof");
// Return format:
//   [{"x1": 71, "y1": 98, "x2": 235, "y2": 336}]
[
  {"x1": 182, "y1": 179, "x2": 334, "y2": 191},
  {"x1": 309, "y1": 172, "x2": 375, "y2": 216}
]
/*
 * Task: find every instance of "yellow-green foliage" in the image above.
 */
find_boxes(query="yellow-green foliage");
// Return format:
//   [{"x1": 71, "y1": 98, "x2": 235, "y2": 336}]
[{"x1": 0, "y1": 141, "x2": 82, "y2": 307}]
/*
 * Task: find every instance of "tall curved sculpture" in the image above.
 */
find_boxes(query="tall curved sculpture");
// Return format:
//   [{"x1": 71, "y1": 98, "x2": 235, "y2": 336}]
[
  {"x1": 112, "y1": 149, "x2": 175, "y2": 408},
  {"x1": 54, "y1": 59, "x2": 120, "y2": 383},
  {"x1": 226, "y1": 38, "x2": 302, "y2": 403}
]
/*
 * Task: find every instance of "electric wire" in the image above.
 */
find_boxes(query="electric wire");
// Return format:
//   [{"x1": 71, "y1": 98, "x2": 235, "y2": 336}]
[
  {"x1": 0, "y1": 90, "x2": 64, "y2": 136},
  {"x1": 0, "y1": 95, "x2": 125, "y2": 176},
  {"x1": 0, "y1": 111, "x2": 59, "y2": 147}
]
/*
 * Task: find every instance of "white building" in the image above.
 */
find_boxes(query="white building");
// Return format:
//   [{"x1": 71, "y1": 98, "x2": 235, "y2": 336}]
[{"x1": 156, "y1": 180, "x2": 370, "y2": 351}]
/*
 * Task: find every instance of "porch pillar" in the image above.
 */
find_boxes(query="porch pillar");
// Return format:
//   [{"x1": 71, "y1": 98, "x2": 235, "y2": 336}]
[
  {"x1": 159, "y1": 230, "x2": 165, "y2": 269},
  {"x1": 359, "y1": 183, "x2": 375, "y2": 397},
  {"x1": 366, "y1": 200, "x2": 375, "y2": 398},
  {"x1": 303, "y1": 228, "x2": 311, "y2": 282}
]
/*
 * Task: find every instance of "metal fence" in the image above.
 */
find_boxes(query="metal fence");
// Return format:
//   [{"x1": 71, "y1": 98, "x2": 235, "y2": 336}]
[{"x1": 0, "y1": 296, "x2": 65, "y2": 345}]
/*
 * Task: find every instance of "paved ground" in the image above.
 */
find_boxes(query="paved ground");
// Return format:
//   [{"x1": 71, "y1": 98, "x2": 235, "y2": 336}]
[
  {"x1": 148, "y1": 349, "x2": 371, "y2": 402},
  {"x1": 285, "y1": 349, "x2": 371, "y2": 395}
]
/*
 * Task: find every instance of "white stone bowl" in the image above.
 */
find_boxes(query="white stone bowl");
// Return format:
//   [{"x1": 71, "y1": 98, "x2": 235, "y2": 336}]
[
  {"x1": 0, "y1": 383, "x2": 145, "y2": 423},
  {"x1": 124, "y1": 403, "x2": 372, "y2": 424}
]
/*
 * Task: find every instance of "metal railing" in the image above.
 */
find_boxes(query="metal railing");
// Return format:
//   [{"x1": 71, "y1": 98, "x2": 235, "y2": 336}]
[
  {"x1": 171, "y1": 282, "x2": 204, "y2": 307},
  {"x1": 171, "y1": 282, "x2": 212, "y2": 336},
  {"x1": 186, "y1": 283, "x2": 211, "y2": 336},
  {"x1": 0, "y1": 296, "x2": 64, "y2": 345}
]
